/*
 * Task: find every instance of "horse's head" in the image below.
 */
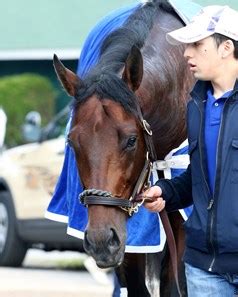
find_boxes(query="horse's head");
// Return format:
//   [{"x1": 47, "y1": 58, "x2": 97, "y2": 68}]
[{"x1": 53, "y1": 47, "x2": 150, "y2": 267}]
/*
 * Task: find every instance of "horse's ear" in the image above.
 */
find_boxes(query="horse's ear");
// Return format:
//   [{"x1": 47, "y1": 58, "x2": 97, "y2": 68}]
[
  {"x1": 122, "y1": 45, "x2": 143, "y2": 91},
  {"x1": 53, "y1": 54, "x2": 82, "y2": 97}
]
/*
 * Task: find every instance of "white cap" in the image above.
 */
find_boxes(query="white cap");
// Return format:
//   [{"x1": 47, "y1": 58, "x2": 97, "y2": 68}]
[{"x1": 167, "y1": 5, "x2": 238, "y2": 45}]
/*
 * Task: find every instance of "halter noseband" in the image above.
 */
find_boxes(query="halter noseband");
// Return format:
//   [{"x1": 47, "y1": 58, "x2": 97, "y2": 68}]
[{"x1": 79, "y1": 99, "x2": 157, "y2": 216}]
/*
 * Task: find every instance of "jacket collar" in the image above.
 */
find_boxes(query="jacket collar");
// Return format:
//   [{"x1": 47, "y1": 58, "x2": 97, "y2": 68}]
[{"x1": 191, "y1": 80, "x2": 238, "y2": 102}]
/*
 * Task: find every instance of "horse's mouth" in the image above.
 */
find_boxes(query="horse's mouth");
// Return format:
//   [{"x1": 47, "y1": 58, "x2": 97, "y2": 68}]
[
  {"x1": 84, "y1": 244, "x2": 125, "y2": 268},
  {"x1": 94, "y1": 251, "x2": 124, "y2": 268}
]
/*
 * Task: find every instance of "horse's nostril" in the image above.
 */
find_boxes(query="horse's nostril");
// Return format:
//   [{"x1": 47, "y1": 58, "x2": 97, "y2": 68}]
[{"x1": 108, "y1": 228, "x2": 120, "y2": 248}]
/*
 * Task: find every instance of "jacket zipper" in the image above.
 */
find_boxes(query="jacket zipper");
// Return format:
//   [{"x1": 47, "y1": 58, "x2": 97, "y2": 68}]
[
  {"x1": 208, "y1": 207, "x2": 215, "y2": 271},
  {"x1": 208, "y1": 117, "x2": 223, "y2": 272}
]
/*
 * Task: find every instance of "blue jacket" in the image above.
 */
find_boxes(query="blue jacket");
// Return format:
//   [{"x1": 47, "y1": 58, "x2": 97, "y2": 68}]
[{"x1": 157, "y1": 79, "x2": 238, "y2": 274}]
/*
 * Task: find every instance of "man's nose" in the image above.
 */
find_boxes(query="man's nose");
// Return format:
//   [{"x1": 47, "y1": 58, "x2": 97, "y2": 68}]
[
  {"x1": 184, "y1": 45, "x2": 192, "y2": 59},
  {"x1": 184, "y1": 48, "x2": 189, "y2": 59}
]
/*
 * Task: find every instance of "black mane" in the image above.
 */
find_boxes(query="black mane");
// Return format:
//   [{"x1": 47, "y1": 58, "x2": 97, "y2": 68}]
[
  {"x1": 93, "y1": 0, "x2": 178, "y2": 75},
  {"x1": 74, "y1": 72, "x2": 138, "y2": 115},
  {"x1": 74, "y1": 0, "x2": 176, "y2": 115}
]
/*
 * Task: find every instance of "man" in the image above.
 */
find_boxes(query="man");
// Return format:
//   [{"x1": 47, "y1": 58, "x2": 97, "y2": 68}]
[{"x1": 144, "y1": 5, "x2": 238, "y2": 297}]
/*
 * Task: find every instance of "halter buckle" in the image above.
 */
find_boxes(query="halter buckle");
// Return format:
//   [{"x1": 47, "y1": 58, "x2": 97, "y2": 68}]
[
  {"x1": 142, "y1": 120, "x2": 152, "y2": 136},
  {"x1": 121, "y1": 197, "x2": 146, "y2": 216}
]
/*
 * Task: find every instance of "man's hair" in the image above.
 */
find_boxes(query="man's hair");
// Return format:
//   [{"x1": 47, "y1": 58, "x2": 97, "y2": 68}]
[{"x1": 213, "y1": 33, "x2": 238, "y2": 59}]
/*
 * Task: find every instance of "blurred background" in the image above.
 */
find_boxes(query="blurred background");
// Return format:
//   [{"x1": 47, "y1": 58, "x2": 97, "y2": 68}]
[
  {"x1": 0, "y1": 1, "x2": 237, "y2": 296},
  {"x1": 0, "y1": 0, "x2": 237, "y2": 148},
  {"x1": 0, "y1": 0, "x2": 137, "y2": 148}
]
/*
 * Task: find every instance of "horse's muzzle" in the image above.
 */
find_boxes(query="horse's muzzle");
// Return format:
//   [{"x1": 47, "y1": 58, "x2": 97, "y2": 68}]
[{"x1": 84, "y1": 227, "x2": 125, "y2": 268}]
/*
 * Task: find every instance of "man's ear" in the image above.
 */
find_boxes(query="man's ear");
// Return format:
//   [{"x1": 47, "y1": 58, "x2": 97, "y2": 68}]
[
  {"x1": 53, "y1": 54, "x2": 83, "y2": 97},
  {"x1": 221, "y1": 40, "x2": 235, "y2": 58}
]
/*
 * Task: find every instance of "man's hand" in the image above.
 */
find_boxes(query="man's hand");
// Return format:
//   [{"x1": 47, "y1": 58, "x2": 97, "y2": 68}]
[{"x1": 143, "y1": 185, "x2": 166, "y2": 212}]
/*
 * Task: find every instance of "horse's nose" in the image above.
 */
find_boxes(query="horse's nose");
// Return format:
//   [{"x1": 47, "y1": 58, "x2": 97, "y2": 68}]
[
  {"x1": 108, "y1": 228, "x2": 121, "y2": 253},
  {"x1": 84, "y1": 227, "x2": 121, "y2": 255}
]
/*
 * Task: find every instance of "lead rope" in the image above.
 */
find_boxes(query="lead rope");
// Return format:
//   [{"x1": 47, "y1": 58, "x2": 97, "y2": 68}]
[
  {"x1": 160, "y1": 209, "x2": 182, "y2": 297},
  {"x1": 134, "y1": 101, "x2": 182, "y2": 297}
]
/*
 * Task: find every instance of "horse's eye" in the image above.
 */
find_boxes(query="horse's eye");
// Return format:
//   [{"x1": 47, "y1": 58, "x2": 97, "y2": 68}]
[{"x1": 126, "y1": 136, "x2": 137, "y2": 149}]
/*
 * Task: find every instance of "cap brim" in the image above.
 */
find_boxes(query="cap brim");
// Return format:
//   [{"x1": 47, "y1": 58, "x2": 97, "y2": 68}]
[{"x1": 166, "y1": 23, "x2": 213, "y2": 45}]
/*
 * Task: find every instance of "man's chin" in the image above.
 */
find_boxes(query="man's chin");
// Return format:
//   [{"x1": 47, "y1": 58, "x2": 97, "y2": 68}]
[{"x1": 193, "y1": 73, "x2": 206, "y2": 80}]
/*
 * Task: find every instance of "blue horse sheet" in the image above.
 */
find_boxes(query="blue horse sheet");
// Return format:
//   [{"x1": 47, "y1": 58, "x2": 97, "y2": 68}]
[{"x1": 45, "y1": 0, "x2": 201, "y2": 253}]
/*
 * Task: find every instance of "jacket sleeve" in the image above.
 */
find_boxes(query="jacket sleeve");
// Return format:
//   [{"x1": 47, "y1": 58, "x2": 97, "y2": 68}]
[{"x1": 155, "y1": 164, "x2": 193, "y2": 212}]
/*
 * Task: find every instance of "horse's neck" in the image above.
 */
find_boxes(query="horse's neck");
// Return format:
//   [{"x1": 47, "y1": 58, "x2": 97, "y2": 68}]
[
  {"x1": 135, "y1": 13, "x2": 194, "y2": 159},
  {"x1": 140, "y1": 96, "x2": 188, "y2": 159},
  {"x1": 136, "y1": 58, "x2": 193, "y2": 159}
]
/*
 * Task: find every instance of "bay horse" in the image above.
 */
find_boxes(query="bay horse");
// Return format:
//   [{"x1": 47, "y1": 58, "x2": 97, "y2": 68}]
[{"x1": 53, "y1": 0, "x2": 195, "y2": 295}]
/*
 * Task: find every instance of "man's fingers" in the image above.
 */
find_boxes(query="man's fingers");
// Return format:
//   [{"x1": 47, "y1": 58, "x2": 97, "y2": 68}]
[
  {"x1": 143, "y1": 185, "x2": 162, "y2": 198},
  {"x1": 144, "y1": 198, "x2": 166, "y2": 212},
  {"x1": 142, "y1": 185, "x2": 165, "y2": 212}
]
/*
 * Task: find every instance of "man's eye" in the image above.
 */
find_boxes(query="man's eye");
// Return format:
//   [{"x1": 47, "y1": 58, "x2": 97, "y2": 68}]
[{"x1": 193, "y1": 42, "x2": 201, "y2": 47}]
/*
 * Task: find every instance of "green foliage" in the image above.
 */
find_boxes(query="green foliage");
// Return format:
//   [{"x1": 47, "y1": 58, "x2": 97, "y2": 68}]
[{"x1": 0, "y1": 73, "x2": 57, "y2": 147}]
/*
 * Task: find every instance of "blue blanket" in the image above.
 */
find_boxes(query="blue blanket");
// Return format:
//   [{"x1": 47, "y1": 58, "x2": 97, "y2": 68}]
[{"x1": 46, "y1": 0, "x2": 201, "y2": 253}]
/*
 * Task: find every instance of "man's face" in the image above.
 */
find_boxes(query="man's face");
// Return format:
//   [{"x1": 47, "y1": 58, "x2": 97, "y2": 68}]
[{"x1": 183, "y1": 36, "x2": 223, "y2": 81}]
